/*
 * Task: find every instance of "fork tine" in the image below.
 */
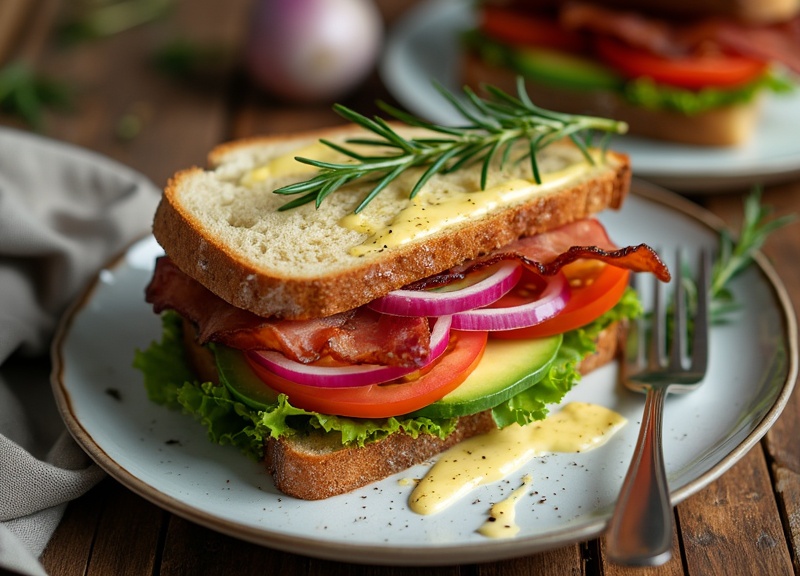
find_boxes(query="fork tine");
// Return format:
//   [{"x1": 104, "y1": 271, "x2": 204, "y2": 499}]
[
  {"x1": 690, "y1": 249, "x2": 711, "y2": 374},
  {"x1": 669, "y1": 251, "x2": 686, "y2": 370},
  {"x1": 626, "y1": 273, "x2": 646, "y2": 370},
  {"x1": 648, "y1": 266, "x2": 665, "y2": 372}
]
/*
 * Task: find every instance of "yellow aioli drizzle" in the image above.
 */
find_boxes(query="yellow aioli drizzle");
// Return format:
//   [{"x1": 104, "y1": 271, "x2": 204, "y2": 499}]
[
  {"x1": 344, "y1": 156, "x2": 598, "y2": 258},
  {"x1": 477, "y1": 474, "x2": 533, "y2": 539},
  {"x1": 408, "y1": 402, "x2": 626, "y2": 516},
  {"x1": 241, "y1": 141, "x2": 335, "y2": 185}
]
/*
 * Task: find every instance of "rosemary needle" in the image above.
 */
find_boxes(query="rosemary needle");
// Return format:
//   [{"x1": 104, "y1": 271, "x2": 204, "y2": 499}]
[{"x1": 273, "y1": 77, "x2": 628, "y2": 213}]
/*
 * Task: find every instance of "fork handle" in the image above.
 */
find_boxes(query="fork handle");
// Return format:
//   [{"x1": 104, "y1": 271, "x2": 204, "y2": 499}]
[{"x1": 606, "y1": 385, "x2": 673, "y2": 566}]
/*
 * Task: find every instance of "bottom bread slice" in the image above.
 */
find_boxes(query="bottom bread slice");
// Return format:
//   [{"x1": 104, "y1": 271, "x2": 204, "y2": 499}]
[
  {"x1": 265, "y1": 410, "x2": 497, "y2": 501},
  {"x1": 265, "y1": 322, "x2": 622, "y2": 500}
]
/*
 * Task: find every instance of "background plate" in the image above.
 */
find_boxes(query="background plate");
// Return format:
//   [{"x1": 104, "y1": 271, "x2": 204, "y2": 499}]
[
  {"x1": 51, "y1": 182, "x2": 796, "y2": 566},
  {"x1": 381, "y1": 0, "x2": 800, "y2": 192}
]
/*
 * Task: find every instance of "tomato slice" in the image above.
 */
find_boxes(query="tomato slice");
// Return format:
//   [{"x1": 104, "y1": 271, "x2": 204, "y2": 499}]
[
  {"x1": 480, "y1": 6, "x2": 586, "y2": 53},
  {"x1": 595, "y1": 37, "x2": 767, "y2": 89},
  {"x1": 492, "y1": 263, "x2": 629, "y2": 340},
  {"x1": 245, "y1": 330, "x2": 488, "y2": 418}
]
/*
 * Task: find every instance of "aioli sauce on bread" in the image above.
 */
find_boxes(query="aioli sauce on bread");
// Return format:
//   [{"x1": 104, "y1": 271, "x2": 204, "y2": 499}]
[{"x1": 241, "y1": 136, "x2": 605, "y2": 257}]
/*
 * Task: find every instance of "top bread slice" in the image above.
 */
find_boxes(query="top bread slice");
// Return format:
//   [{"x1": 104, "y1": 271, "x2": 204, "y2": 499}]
[{"x1": 152, "y1": 124, "x2": 630, "y2": 320}]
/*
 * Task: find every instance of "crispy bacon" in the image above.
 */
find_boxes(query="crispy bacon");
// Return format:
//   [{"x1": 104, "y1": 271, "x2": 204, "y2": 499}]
[
  {"x1": 561, "y1": 2, "x2": 800, "y2": 73},
  {"x1": 147, "y1": 219, "x2": 668, "y2": 368},
  {"x1": 409, "y1": 219, "x2": 670, "y2": 289},
  {"x1": 503, "y1": 219, "x2": 671, "y2": 280},
  {"x1": 145, "y1": 257, "x2": 431, "y2": 367},
  {"x1": 560, "y1": 3, "x2": 678, "y2": 55},
  {"x1": 707, "y1": 19, "x2": 800, "y2": 74}
]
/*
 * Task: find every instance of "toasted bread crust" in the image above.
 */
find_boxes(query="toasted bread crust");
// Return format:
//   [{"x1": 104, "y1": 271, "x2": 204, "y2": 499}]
[
  {"x1": 153, "y1": 126, "x2": 630, "y2": 320},
  {"x1": 462, "y1": 52, "x2": 762, "y2": 147},
  {"x1": 265, "y1": 410, "x2": 498, "y2": 501},
  {"x1": 264, "y1": 322, "x2": 622, "y2": 500}
]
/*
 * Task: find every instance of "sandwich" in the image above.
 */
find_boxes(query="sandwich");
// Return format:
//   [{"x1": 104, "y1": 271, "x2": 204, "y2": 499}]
[
  {"x1": 134, "y1": 83, "x2": 670, "y2": 500},
  {"x1": 462, "y1": 0, "x2": 800, "y2": 146}
]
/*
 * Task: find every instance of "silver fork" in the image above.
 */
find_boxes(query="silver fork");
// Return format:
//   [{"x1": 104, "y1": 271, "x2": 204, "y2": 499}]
[{"x1": 606, "y1": 249, "x2": 711, "y2": 566}]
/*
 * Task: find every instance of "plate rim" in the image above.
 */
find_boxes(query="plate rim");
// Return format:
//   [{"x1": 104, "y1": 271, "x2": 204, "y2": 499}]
[{"x1": 49, "y1": 181, "x2": 798, "y2": 566}]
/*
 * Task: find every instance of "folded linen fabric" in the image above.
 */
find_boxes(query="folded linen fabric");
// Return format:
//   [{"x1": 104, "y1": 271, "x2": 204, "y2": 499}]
[{"x1": 0, "y1": 127, "x2": 160, "y2": 576}]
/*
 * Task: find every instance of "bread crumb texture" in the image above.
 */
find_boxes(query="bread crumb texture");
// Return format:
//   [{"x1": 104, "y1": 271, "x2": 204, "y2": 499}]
[{"x1": 153, "y1": 126, "x2": 629, "y2": 318}]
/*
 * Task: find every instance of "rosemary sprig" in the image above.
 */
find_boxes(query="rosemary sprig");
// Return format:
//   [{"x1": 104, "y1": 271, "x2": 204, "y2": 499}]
[
  {"x1": 683, "y1": 189, "x2": 795, "y2": 324},
  {"x1": 658, "y1": 189, "x2": 793, "y2": 354},
  {"x1": 273, "y1": 77, "x2": 628, "y2": 213},
  {"x1": 708, "y1": 189, "x2": 795, "y2": 321}
]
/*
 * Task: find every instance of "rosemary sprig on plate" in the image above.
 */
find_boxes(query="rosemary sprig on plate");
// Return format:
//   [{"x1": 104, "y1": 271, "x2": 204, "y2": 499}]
[
  {"x1": 709, "y1": 189, "x2": 795, "y2": 321},
  {"x1": 274, "y1": 77, "x2": 628, "y2": 213},
  {"x1": 682, "y1": 189, "x2": 795, "y2": 324}
]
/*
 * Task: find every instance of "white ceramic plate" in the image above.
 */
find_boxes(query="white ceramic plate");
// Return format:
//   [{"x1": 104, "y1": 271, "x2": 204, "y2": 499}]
[
  {"x1": 381, "y1": 0, "x2": 800, "y2": 192},
  {"x1": 51, "y1": 182, "x2": 796, "y2": 566}
]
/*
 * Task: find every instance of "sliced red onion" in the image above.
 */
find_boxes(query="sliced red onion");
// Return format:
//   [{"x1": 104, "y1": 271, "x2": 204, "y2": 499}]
[
  {"x1": 248, "y1": 315, "x2": 452, "y2": 388},
  {"x1": 451, "y1": 273, "x2": 570, "y2": 331},
  {"x1": 369, "y1": 262, "x2": 522, "y2": 317}
]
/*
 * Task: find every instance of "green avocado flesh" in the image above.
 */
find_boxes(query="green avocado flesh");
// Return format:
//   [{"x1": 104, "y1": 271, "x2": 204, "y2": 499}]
[
  {"x1": 216, "y1": 346, "x2": 280, "y2": 409},
  {"x1": 410, "y1": 335, "x2": 562, "y2": 419},
  {"x1": 512, "y1": 47, "x2": 622, "y2": 91},
  {"x1": 216, "y1": 334, "x2": 561, "y2": 420}
]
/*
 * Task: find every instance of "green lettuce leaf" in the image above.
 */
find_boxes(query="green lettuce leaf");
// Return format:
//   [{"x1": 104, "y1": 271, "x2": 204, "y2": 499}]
[
  {"x1": 623, "y1": 74, "x2": 793, "y2": 115},
  {"x1": 133, "y1": 312, "x2": 459, "y2": 459}
]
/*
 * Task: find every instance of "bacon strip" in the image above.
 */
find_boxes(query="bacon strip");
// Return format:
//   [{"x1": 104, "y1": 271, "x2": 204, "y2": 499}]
[
  {"x1": 709, "y1": 19, "x2": 800, "y2": 75},
  {"x1": 145, "y1": 257, "x2": 431, "y2": 367},
  {"x1": 410, "y1": 219, "x2": 670, "y2": 288},
  {"x1": 561, "y1": 2, "x2": 800, "y2": 73},
  {"x1": 503, "y1": 219, "x2": 671, "y2": 280},
  {"x1": 560, "y1": 3, "x2": 677, "y2": 55},
  {"x1": 147, "y1": 219, "x2": 668, "y2": 367}
]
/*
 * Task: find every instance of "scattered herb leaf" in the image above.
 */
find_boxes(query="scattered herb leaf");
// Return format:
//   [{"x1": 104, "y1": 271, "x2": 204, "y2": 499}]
[
  {"x1": 0, "y1": 61, "x2": 72, "y2": 129},
  {"x1": 59, "y1": 0, "x2": 174, "y2": 45}
]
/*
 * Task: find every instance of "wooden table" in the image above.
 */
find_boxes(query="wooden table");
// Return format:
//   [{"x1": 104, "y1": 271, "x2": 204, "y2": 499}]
[{"x1": 3, "y1": 1, "x2": 799, "y2": 574}]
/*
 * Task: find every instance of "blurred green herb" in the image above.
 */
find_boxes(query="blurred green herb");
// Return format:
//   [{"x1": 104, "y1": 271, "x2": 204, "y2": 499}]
[
  {"x1": 150, "y1": 37, "x2": 231, "y2": 81},
  {"x1": 680, "y1": 188, "x2": 795, "y2": 325},
  {"x1": 59, "y1": 0, "x2": 174, "y2": 45},
  {"x1": 0, "y1": 61, "x2": 72, "y2": 129},
  {"x1": 707, "y1": 188, "x2": 796, "y2": 320}
]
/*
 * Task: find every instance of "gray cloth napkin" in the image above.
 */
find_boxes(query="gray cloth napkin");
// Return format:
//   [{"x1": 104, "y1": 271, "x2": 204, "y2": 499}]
[{"x1": 0, "y1": 127, "x2": 160, "y2": 576}]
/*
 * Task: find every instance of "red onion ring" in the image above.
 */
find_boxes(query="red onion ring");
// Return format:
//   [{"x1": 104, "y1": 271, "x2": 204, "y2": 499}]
[
  {"x1": 248, "y1": 316, "x2": 453, "y2": 388},
  {"x1": 451, "y1": 273, "x2": 570, "y2": 331},
  {"x1": 369, "y1": 262, "x2": 522, "y2": 317}
]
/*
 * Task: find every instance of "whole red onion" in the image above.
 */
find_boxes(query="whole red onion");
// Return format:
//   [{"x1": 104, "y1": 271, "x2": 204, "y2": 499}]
[{"x1": 245, "y1": 0, "x2": 384, "y2": 102}]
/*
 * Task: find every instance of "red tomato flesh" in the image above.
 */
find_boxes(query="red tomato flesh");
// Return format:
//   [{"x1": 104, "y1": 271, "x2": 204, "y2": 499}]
[
  {"x1": 480, "y1": 6, "x2": 586, "y2": 53},
  {"x1": 595, "y1": 37, "x2": 767, "y2": 89}
]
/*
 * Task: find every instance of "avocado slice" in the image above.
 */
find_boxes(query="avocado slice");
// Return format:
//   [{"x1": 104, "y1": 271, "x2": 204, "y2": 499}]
[
  {"x1": 511, "y1": 47, "x2": 623, "y2": 91},
  {"x1": 216, "y1": 345, "x2": 280, "y2": 410},
  {"x1": 410, "y1": 335, "x2": 562, "y2": 419},
  {"x1": 216, "y1": 334, "x2": 561, "y2": 419}
]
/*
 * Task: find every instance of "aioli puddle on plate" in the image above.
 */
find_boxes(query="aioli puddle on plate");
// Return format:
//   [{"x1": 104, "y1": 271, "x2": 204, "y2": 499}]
[{"x1": 408, "y1": 402, "x2": 626, "y2": 537}]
